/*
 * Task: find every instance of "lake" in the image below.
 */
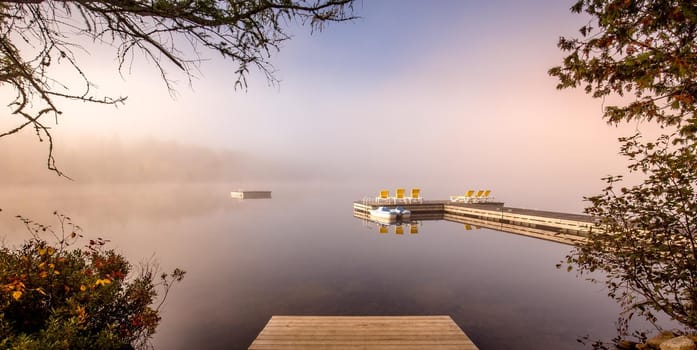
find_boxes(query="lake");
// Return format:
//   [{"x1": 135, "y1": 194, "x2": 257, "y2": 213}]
[{"x1": 0, "y1": 182, "x2": 624, "y2": 349}]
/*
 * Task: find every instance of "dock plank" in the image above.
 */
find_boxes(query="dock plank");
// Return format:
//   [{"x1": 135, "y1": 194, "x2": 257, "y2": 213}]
[{"x1": 249, "y1": 316, "x2": 478, "y2": 350}]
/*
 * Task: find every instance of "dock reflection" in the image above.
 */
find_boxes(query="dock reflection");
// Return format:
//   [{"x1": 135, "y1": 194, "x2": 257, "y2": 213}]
[
  {"x1": 353, "y1": 211, "x2": 434, "y2": 235},
  {"x1": 353, "y1": 208, "x2": 583, "y2": 244}
]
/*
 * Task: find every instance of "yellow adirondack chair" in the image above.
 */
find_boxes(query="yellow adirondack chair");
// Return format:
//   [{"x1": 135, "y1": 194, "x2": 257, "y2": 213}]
[
  {"x1": 480, "y1": 190, "x2": 494, "y2": 203},
  {"x1": 471, "y1": 190, "x2": 486, "y2": 203},
  {"x1": 450, "y1": 189, "x2": 475, "y2": 203},
  {"x1": 408, "y1": 188, "x2": 423, "y2": 204},
  {"x1": 394, "y1": 188, "x2": 406, "y2": 204},
  {"x1": 376, "y1": 189, "x2": 390, "y2": 204}
]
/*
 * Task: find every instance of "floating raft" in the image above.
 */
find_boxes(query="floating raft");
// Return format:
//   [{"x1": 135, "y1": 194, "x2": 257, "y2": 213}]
[
  {"x1": 248, "y1": 315, "x2": 478, "y2": 350},
  {"x1": 354, "y1": 200, "x2": 595, "y2": 245},
  {"x1": 230, "y1": 191, "x2": 272, "y2": 199}
]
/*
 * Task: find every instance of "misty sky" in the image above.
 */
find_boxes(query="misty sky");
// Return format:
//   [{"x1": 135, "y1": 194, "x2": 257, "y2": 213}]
[{"x1": 1, "y1": 0, "x2": 651, "y2": 213}]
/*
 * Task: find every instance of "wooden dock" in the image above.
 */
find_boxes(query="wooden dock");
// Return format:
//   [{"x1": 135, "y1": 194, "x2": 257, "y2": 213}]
[
  {"x1": 354, "y1": 200, "x2": 595, "y2": 245},
  {"x1": 230, "y1": 190, "x2": 272, "y2": 199},
  {"x1": 248, "y1": 316, "x2": 478, "y2": 350}
]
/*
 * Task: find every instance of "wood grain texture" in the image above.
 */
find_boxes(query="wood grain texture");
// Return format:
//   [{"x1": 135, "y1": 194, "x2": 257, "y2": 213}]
[{"x1": 248, "y1": 316, "x2": 479, "y2": 350}]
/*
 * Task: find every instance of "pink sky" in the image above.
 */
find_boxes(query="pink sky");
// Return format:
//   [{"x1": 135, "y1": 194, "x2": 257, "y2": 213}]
[{"x1": 0, "y1": 1, "x2": 655, "y2": 213}]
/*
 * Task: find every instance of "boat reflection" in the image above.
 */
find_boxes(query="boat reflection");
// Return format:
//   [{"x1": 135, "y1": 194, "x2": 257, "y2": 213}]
[{"x1": 354, "y1": 210, "x2": 427, "y2": 235}]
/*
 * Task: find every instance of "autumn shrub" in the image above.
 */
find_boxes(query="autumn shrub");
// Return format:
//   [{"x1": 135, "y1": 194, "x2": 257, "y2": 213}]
[{"x1": 0, "y1": 213, "x2": 184, "y2": 349}]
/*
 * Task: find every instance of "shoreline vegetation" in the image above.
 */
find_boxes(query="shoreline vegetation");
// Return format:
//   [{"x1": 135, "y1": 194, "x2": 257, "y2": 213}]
[{"x1": 0, "y1": 212, "x2": 185, "y2": 349}]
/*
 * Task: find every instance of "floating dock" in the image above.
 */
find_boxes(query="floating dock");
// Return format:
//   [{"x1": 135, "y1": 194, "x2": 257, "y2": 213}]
[
  {"x1": 354, "y1": 200, "x2": 595, "y2": 245},
  {"x1": 230, "y1": 191, "x2": 272, "y2": 199},
  {"x1": 248, "y1": 316, "x2": 478, "y2": 350}
]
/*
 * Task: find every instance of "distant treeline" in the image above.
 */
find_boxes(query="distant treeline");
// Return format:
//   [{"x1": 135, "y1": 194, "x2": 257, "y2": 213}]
[{"x1": 0, "y1": 135, "x2": 308, "y2": 185}]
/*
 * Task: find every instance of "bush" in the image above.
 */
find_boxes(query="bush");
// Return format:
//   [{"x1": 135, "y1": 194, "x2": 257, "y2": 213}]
[{"x1": 0, "y1": 213, "x2": 184, "y2": 350}]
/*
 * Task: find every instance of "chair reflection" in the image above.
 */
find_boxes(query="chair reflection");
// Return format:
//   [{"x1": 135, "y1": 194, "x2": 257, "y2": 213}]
[{"x1": 374, "y1": 221, "x2": 421, "y2": 235}]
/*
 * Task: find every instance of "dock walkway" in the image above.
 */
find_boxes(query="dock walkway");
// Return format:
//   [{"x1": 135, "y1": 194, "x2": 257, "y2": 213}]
[
  {"x1": 248, "y1": 316, "x2": 478, "y2": 350},
  {"x1": 353, "y1": 200, "x2": 596, "y2": 245}
]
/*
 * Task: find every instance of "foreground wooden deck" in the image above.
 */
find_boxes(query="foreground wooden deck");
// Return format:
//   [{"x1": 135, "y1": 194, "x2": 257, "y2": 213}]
[{"x1": 248, "y1": 316, "x2": 478, "y2": 350}]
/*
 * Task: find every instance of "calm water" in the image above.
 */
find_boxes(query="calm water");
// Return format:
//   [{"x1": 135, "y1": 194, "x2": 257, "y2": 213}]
[{"x1": 0, "y1": 182, "x2": 624, "y2": 349}]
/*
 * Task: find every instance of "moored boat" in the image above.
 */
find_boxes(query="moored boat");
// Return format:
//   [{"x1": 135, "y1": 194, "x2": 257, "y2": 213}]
[
  {"x1": 390, "y1": 206, "x2": 411, "y2": 220},
  {"x1": 369, "y1": 206, "x2": 397, "y2": 220}
]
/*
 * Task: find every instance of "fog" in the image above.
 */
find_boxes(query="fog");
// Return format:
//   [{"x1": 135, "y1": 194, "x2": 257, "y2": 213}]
[
  {"x1": 0, "y1": 135, "x2": 320, "y2": 185},
  {"x1": 0, "y1": 0, "x2": 656, "y2": 214}
]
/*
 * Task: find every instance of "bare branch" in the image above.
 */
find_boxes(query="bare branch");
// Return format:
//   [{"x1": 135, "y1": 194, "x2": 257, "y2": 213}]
[{"x1": 0, "y1": 0, "x2": 356, "y2": 176}]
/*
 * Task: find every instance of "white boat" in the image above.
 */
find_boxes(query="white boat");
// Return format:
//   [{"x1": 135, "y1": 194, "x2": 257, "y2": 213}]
[
  {"x1": 369, "y1": 206, "x2": 397, "y2": 220},
  {"x1": 391, "y1": 206, "x2": 411, "y2": 220}
]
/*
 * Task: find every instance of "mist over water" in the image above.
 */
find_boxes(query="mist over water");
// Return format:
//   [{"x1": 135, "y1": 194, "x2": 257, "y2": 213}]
[
  {"x1": 1, "y1": 180, "x2": 629, "y2": 350},
  {"x1": 0, "y1": 132, "x2": 626, "y2": 215}
]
